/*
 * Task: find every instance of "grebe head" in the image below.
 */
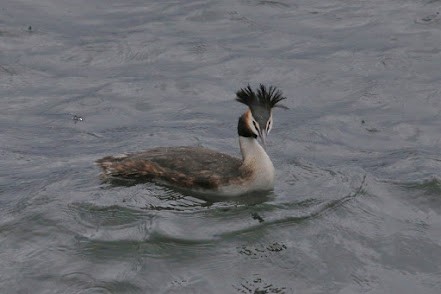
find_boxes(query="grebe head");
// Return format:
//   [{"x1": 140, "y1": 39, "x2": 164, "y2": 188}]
[{"x1": 236, "y1": 84, "x2": 287, "y2": 148}]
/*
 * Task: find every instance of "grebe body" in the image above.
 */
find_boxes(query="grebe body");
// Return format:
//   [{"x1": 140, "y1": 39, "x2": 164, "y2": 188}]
[{"x1": 96, "y1": 84, "x2": 286, "y2": 196}]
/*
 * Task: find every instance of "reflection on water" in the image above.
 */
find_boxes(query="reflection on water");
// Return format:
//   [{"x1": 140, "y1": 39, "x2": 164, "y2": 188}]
[{"x1": 1, "y1": 0, "x2": 441, "y2": 293}]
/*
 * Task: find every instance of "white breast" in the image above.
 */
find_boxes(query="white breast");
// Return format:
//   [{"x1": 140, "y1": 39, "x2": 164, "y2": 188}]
[
  {"x1": 190, "y1": 137, "x2": 275, "y2": 197},
  {"x1": 215, "y1": 137, "x2": 275, "y2": 196},
  {"x1": 239, "y1": 136, "x2": 275, "y2": 191}
]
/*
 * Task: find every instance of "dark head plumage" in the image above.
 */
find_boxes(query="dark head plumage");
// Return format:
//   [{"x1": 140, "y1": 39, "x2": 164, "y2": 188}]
[
  {"x1": 235, "y1": 84, "x2": 287, "y2": 144},
  {"x1": 235, "y1": 84, "x2": 287, "y2": 111}
]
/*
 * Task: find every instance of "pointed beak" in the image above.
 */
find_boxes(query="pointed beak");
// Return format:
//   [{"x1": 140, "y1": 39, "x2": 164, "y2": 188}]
[{"x1": 258, "y1": 130, "x2": 267, "y2": 150}]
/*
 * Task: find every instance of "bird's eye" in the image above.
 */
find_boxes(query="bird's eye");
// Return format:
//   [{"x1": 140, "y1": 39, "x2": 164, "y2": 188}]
[
  {"x1": 266, "y1": 120, "x2": 272, "y2": 131},
  {"x1": 252, "y1": 120, "x2": 259, "y2": 131}
]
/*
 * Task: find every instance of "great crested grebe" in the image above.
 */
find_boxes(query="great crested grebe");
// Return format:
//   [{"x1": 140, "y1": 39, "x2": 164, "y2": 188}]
[{"x1": 96, "y1": 84, "x2": 287, "y2": 196}]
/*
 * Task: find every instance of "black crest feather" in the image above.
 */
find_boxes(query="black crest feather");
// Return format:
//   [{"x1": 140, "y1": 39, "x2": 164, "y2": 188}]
[{"x1": 235, "y1": 84, "x2": 288, "y2": 110}]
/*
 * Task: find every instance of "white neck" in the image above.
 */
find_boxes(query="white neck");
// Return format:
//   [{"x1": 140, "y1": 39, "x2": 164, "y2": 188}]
[{"x1": 239, "y1": 136, "x2": 275, "y2": 190}]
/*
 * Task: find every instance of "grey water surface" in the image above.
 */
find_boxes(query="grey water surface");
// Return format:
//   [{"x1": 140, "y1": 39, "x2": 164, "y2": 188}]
[{"x1": 1, "y1": 0, "x2": 441, "y2": 293}]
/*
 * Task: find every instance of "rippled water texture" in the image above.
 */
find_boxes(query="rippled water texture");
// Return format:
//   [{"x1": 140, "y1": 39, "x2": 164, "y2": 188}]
[{"x1": 1, "y1": 0, "x2": 441, "y2": 293}]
